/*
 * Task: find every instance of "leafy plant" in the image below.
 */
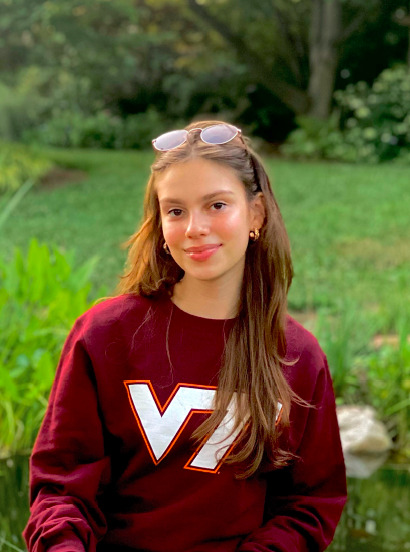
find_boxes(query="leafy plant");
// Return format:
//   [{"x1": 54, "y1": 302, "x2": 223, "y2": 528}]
[
  {"x1": 0, "y1": 239, "x2": 101, "y2": 456},
  {"x1": 314, "y1": 304, "x2": 375, "y2": 400},
  {"x1": 0, "y1": 141, "x2": 52, "y2": 194},
  {"x1": 335, "y1": 65, "x2": 410, "y2": 162},
  {"x1": 316, "y1": 302, "x2": 409, "y2": 454},
  {"x1": 23, "y1": 108, "x2": 174, "y2": 150},
  {"x1": 283, "y1": 65, "x2": 410, "y2": 163},
  {"x1": 352, "y1": 321, "x2": 410, "y2": 452}
]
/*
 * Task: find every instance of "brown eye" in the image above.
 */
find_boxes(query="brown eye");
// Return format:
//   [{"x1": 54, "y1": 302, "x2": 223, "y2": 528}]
[
  {"x1": 212, "y1": 202, "x2": 226, "y2": 211},
  {"x1": 169, "y1": 209, "x2": 183, "y2": 217}
]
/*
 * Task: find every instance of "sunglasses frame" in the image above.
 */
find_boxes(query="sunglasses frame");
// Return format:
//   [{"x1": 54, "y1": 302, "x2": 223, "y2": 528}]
[{"x1": 152, "y1": 123, "x2": 242, "y2": 152}]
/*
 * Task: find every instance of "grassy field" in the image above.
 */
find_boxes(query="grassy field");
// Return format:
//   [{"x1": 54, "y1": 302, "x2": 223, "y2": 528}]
[{"x1": 1, "y1": 147, "x2": 409, "y2": 333}]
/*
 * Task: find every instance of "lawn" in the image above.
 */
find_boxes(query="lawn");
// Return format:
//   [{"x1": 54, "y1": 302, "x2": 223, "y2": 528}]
[{"x1": 1, "y1": 147, "x2": 409, "y2": 333}]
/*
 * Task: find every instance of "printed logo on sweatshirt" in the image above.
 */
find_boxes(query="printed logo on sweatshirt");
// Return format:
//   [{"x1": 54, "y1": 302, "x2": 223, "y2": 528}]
[{"x1": 124, "y1": 380, "x2": 282, "y2": 474}]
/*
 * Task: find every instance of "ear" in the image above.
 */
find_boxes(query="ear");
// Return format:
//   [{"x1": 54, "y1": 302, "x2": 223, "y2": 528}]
[{"x1": 249, "y1": 192, "x2": 266, "y2": 229}]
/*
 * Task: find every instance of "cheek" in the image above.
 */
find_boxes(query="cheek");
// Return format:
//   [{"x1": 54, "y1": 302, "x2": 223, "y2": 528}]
[
  {"x1": 162, "y1": 221, "x2": 184, "y2": 246},
  {"x1": 217, "y1": 209, "x2": 250, "y2": 238}
]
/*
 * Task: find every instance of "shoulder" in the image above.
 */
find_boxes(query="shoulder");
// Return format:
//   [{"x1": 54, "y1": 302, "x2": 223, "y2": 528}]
[
  {"x1": 72, "y1": 294, "x2": 156, "y2": 340},
  {"x1": 284, "y1": 314, "x2": 328, "y2": 395},
  {"x1": 285, "y1": 315, "x2": 325, "y2": 364}
]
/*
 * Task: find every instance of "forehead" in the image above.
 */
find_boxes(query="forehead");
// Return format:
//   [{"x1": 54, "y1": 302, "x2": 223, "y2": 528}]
[{"x1": 155, "y1": 158, "x2": 245, "y2": 201}]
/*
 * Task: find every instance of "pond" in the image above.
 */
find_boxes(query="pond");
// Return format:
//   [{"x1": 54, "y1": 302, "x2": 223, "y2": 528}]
[{"x1": 0, "y1": 455, "x2": 409, "y2": 551}]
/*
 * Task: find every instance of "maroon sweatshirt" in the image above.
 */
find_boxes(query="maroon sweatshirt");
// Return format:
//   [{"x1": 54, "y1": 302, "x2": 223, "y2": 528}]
[{"x1": 24, "y1": 294, "x2": 346, "y2": 552}]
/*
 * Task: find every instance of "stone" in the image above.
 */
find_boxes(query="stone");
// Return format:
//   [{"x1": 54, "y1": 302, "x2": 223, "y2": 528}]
[
  {"x1": 343, "y1": 450, "x2": 389, "y2": 479},
  {"x1": 336, "y1": 405, "x2": 393, "y2": 454}
]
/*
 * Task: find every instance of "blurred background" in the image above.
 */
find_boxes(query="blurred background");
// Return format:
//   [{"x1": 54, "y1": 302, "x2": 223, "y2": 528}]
[{"x1": 0, "y1": 1, "x2": 409, "y2": 550}]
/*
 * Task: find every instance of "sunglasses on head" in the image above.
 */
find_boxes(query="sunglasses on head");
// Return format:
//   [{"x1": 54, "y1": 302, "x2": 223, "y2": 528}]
[{"x1": 152, "y1": 123, "x2": 242, "y2": 152}]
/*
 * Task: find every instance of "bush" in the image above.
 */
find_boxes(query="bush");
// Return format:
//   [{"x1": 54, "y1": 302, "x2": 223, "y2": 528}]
[
  {"x1": 0, "y1": 69, "x2": 53, "y2": 142},
  {"x1": 0, "y1": 142, "x2": 52, "y2": 194},
  {"x1": 315, "y1": 306, "x2": 409, "y2": 454},
  {"x1": 0, "y1": 239, "x2": 102, "y2": 456},
  {"x1": 314, "y1": 304, "x2": 375, "y2": 400},
  {"x1": 352, "y1": 325, "x2": 410, "y2": 451},
  {"x1": 0, "y1": 82, "x2": 34, "y2": 142},
  {"x1": 282, "y1": 65, "x2": 410, "y2": 163},
  {"x1": 24, "y1": 108, "x2": 174, "y2": 150},
  {"x1": 280, "y1": 115, "x2": 360, "y2": 162}
]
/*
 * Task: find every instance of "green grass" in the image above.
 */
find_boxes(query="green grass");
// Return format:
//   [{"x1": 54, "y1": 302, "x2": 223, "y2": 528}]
[
  {"x1": 0, "y1": 148, "x2": 153, "y2": 295},
  {"x1": 270, "y1": 159, "x2": 410, "y2": 330},
  {"x1": 1, "y1": 148, "x2": 409, "y2": 332}
]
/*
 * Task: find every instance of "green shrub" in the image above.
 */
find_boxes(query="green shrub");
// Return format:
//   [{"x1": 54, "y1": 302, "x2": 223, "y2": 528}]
[
  {"x1": 283, "y1": 65, "x2": 410, "y2": 163},
  {"x1": 0, "y1": 82, "x2": 33, "y2": 143},
  {"x1": 352, "y1": 324, "x2": 410, "y2": 451},
  {"x1": 24, "y1": 108, "x2": 173, "y2": 150},
  {"x1": 316, "y1": 307, "x2": 409, "y2": 454},
  {"x1": 335, "y1": 65, "x2": 410, "y2": 162},
  {"x1": 0, "y1": 142, "x2": 52, "y2": 194},
  {"x1": 0, "y1": 240, "x2": 102, "y2": 456},
  {"x1": 314, "y1": 304, "x2": 375, "y2": 400},
  {"x1": 280, "y1": 115, "x2": 361, "y2": 162}
]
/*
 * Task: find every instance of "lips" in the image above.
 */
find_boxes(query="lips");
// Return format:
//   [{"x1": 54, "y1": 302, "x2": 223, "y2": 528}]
[
  {"x1": 185, "y1": 244, "x2": 220, "y2": 253},
  {"x1": 184, "y1": 244, "x2": 221, "y2": 261}
]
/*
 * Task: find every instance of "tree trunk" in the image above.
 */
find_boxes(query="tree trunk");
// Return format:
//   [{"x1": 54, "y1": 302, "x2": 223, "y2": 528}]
[
  {"x1": 308, "y1": 0, "x2": 342, "y2": 119},
  {"x1": 187, "y1": 0, "x2": 310, "y2": 115}
]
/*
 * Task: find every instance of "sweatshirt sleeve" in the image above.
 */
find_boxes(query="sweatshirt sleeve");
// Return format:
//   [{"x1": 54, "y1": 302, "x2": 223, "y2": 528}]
[
  {"x1": 23, "y1": 318, "x2": 111, "y2": 552},
  {"x1": 238, "y1": 356, "x2": 347, "y2": 552}
]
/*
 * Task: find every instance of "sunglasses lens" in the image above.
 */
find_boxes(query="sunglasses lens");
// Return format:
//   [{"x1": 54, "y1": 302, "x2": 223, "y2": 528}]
[
  {"x1": 201, "y1": 124, "x2": 238, "y2": 144},
  {"x1": 153, "y1": 130, "x2": 188, "y2": 151}
]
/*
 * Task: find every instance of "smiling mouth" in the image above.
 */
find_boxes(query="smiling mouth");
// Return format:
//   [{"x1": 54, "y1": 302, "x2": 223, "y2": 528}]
[
  {"x1": 185, "y1": 244, "x2": 221, "y2": 253},
  {"x1": 184, "y1": 244, "x2": 221, "y2": 261}
]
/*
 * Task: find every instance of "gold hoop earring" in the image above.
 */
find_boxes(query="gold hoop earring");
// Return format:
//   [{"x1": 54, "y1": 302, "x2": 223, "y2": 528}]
[
  {"x1": 249, "y1": 228, "x2": 260, "y2": 241},
  {"x1": 163, "y1": 242, "x2": 170, "y2": 254}
]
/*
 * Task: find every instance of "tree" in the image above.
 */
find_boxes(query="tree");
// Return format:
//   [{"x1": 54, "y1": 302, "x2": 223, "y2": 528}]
[
  {"x1": 185, "y1": 0, "x2": 405, "y2": 119},
  {"x1": 0, "y1": 0, "x2": 408, "y2": 142}
]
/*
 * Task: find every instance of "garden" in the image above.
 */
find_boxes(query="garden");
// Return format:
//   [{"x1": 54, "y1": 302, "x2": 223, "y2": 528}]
[{"x1": 1, "y1": 0, "x2": 409, "y2": 550}]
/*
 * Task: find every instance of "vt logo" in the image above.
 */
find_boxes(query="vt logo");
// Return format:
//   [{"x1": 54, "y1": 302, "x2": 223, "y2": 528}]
[{"x1": 124, "y1": 380, "x2": 282, "y2": 474}]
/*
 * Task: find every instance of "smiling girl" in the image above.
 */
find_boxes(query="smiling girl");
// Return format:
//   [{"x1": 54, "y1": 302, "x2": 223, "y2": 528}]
[{"x1": 24, "y1": 121, "x2": 347, "y2": 552}]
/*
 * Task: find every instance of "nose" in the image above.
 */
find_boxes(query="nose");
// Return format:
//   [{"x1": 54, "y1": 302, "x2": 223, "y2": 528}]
[{"x1": 185, "y1": 211, "x2": 210, "y2": 239}]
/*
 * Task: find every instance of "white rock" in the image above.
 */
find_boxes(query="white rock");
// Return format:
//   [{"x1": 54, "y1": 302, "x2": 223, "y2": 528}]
[
  {"x1": 336, "y1": 405, "x2": 393, "y2": 454},
  {"x1": 343, "y1": 450, "x2": 389, "y2": 478}
]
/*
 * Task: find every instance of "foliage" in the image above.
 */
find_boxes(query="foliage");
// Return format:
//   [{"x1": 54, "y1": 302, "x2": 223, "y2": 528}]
[
  {"x1": 23, "y1": 108, "x2": 175, "y2": 150},
  {"x1": 0, "y1": 141, "x2": 52, "y2": 194},
  {"x1": 280, "y1": 115, "x2": 350, "y2": 160},
  {"x1": 352, "y1": 325, "x2": 410, "y2": 451},
  {"x1": 1, "y1": 0, "x2": 409, "y2": 144},
  {"x1": 315, "y1": 304, "x2": 409, "y2": 453},
  {"x1": 282, "y1": 65, "x2": 410, "y2": 163},
  {"x1": 0, "y1": 239, "x2": 101, "y2": 456},
  {"x1": 0, "y1": 456, "x2": 27, "y2": 552},
  {"x1": 0, "y1": 81, "x2": 42, "y2": 142},
  {"x1": 314, "y1": 304, "x2": 375, "y2": 400},
  {"x1": 335, "y1": 65, "x2": 410, "y2": 162}
]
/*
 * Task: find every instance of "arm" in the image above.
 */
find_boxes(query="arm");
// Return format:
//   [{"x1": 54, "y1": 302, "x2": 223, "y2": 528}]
[
  {"x1": 238, "y1": 357, "x2": 347, "y2": 552},
  {"x1": 23, "y1": 319, "x2": 110, "y2": 552}
]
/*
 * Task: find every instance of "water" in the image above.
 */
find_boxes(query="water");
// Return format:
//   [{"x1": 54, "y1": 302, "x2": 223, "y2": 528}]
[{"x1": 0, "y1": 455, "x2": 409, "y2": 551}]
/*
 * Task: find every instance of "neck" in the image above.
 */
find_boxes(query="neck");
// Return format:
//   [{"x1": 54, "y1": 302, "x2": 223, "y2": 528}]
[{"x1": 171, "y1": 274, "x2": 242, "y2": 319}]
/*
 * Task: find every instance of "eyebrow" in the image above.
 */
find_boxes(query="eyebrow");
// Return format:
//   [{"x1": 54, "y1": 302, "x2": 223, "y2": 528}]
[{"x1": 159, "y1": 190, "x2": 235, "y2": 205}]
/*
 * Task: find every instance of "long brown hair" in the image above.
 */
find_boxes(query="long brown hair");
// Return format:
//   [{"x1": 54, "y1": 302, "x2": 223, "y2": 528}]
[{"x1": 117, "y1": 120, "x2": 299, "y2": 477}]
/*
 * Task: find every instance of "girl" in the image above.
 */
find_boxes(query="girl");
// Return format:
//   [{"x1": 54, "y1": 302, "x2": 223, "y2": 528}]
[{"x1": 24, "y1": 121, "x2": 347, "y2": 552}]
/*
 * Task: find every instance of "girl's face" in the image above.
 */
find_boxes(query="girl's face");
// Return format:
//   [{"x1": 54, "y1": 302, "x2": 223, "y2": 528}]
[{"x1": 156, "y1": 157, "x2": 264, "y2": 288}]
